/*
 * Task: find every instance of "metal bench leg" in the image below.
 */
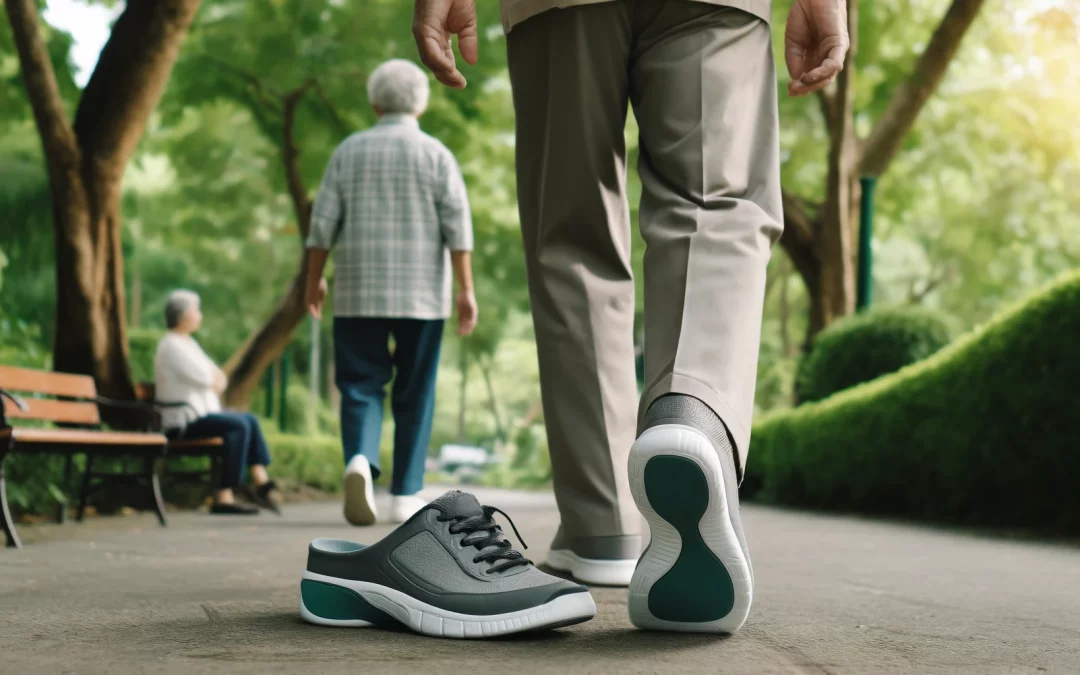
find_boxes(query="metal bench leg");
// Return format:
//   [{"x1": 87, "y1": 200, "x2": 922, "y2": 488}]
[
  {"x1": 57, "y1": 454, "x2": 74, "y2": 524},
  {"x1": 0, "y1": 452, "x2": 21, "y2": 549},
  {"x1": 146, "y1": 455, "x2": 167, "y2": 527},
  {"x1": 77, "y1": 453, "x2": 95, "y2": 523}
]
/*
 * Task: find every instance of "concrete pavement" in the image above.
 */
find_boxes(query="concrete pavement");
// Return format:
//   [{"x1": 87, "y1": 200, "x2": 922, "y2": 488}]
[{"x1": 1, "y1": 487, "x2": 1078, "y2": 674}]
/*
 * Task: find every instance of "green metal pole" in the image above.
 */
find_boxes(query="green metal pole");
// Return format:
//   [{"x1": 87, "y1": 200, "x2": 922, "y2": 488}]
[
  {"x1": 857, "y1": 176, "x2": 877, "y2": 312},
  {"x1": 278, "y1": 350, "x2": 289, "y2": 432},
  {"x1": 264, "y1": 361, "x2": 275, "y2": 418}
]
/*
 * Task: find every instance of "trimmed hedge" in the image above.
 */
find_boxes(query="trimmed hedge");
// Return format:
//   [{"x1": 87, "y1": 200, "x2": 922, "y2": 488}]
[
  {"x1": 745, "y1": 270, "x2": 1080, "y2": 533},
  {"x1": 795, "y1": 307, "x2": 953, "y2": 403}
]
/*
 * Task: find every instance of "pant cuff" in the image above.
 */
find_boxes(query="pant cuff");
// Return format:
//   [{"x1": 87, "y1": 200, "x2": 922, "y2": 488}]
[{"x1": 637, "y1": 372, "x2": 751, "y2": 473}]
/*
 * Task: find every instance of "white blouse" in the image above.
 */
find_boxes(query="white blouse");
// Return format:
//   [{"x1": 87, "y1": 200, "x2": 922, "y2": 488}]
[{"x1": 154, "y1": 332, "x2": 223, "y2": 429}]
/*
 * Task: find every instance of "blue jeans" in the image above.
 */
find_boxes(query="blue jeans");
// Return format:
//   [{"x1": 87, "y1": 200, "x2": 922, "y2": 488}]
[
  {"x1": 334, "y1": 317, "x2": 444, "y2": 497},
  {"x1": 168, "y1": 412, "x2": 271, "y2": 489}
]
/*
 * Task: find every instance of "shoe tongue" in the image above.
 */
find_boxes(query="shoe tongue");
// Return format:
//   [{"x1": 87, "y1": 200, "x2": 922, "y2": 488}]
[{"x1": 430, "y1": 490, "x2": 484, "y2": 519}]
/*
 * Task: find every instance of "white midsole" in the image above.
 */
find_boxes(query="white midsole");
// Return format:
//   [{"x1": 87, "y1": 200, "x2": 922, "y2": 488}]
[
  {"x1": 343, "y1": 462, "x2": 376, "y2": 526},
  {"x1": 546, "y1": 549, "x2": 635, "y2": 587},
  {"x1": 627, "y1": 424, "x2": 753, "y2": 634},
  {"x1": 300, "y1": 570, "x2": 597, "y2": 638}
]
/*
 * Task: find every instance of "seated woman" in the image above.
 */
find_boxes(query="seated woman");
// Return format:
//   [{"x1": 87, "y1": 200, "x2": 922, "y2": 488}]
[{"x1": 154, "y1": 289, "x2": 281, "y2": 515}]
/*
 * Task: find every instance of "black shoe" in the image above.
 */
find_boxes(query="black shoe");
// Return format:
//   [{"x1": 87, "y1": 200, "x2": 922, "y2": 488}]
[
  {"x1": 210, "y1": 502, "x2": 260, "y2": 516},
  {"x1": 300, "y1": 490, "x2": 597, "y2": 638},
  {"x1": 242, "y1": 481, "x2": 283, "y2": 515}
]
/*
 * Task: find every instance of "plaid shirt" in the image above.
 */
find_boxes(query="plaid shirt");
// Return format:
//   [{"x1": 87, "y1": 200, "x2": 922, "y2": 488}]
[{"x1": 306, "y1": 114, "x2": 473, "y2": 319}]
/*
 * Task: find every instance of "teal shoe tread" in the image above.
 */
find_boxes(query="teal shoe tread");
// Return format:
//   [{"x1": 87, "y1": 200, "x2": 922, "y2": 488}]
[
  {"x1": 643, "y1": 455, "x2": 735, "y2": 622},
  {"x1": 301, "y1": 579, "x2": 400, "y2": 627}
]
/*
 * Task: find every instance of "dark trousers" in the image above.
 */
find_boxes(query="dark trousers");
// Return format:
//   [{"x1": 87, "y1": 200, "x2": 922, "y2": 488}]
[
  {"x1": 169, "y1": 412, "x2": 271, "y2": 489},
  {"x1": 334, "y1": 317, "x2": 444, "y2": 497}
]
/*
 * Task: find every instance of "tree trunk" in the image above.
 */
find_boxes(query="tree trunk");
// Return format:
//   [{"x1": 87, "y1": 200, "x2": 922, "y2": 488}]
[
  {"x1": 5, "y1": 0, "x2": 202, "y2": 417},
  {"x1": 478, "y1": 357, "x2": 505, "y2": 443},
  {"x1": 779, "y1": 0, "x2": 986, "y2": 341},
  {"x1": 779, "y1": 257, "x2": 792, "y2": 357},
  {"x1": 221, "y1": 85, "x2": 316, "y2": 409},
  {"x1": 222, "y1": 266, "x2": 308, "y2": 407},
  {"x1": 457, "y1": 347, "x2": 469, "y2": 443}
]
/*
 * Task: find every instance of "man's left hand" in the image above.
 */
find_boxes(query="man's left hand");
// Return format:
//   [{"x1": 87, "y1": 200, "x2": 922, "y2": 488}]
[{"x1": 456, "y1": 289, "x2": 478, "y2": 336}]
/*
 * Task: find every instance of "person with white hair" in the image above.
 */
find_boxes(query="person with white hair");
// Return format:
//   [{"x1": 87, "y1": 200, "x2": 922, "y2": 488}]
[
  {"x1": 304, "y1": 58, "x2": 477, "y2": 527},
  {"x1": 155, "y1": 289, "x2": 281, "y2": 516}
]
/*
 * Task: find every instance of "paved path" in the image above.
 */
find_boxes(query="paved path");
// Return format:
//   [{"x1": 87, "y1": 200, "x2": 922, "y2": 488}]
[{"x1": 2, "y1": 488, "x2": 1078, "y2": 674}]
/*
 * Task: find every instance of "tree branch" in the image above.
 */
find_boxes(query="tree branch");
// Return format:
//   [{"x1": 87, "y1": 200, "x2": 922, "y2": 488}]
[
  {"x1": 197, "y1": 54, "x2": 284, "y2": 114},
  {"x1": 313, "y1": 79, "x2": 350, "y2": 137},
  {"x1": 3, "y1": 0, "x2": 80, "y2": 172},
  {"x1": 907, "y1": 265, "x2": 955, "y2": 304},
  {"x1": 779, "y1": 188, "x2": 820, "y2": 290},
  {"x1": 859, "y1": 0, "x2": 987, "y2": 176},
  {"x1": 282, "y1": 82, "x2": 315, "y2": 238},
  {"x1": 72, "y1": 0, "x2": 203, "y2": 178},
  {"x1": 816, "y1": 87, "x2": 836, "y2": 136}
]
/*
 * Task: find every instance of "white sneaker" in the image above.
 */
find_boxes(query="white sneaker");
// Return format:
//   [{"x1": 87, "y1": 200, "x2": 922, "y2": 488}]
[
  {"x1": 343, "y1": 455, "x2": 377, "y2": 526},
  {"x1": 545, "y1": 528, "x2": 640, "y2": 586},
  {"x1": 389, "y1": 494, "x2": 428, "y2": 524}
]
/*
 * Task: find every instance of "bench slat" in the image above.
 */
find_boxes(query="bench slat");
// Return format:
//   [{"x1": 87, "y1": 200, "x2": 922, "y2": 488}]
[
  {"x1": 10, "y1": 428, "x2": 166, "y2": 446},
  {"x1": 5, "y1": 398, "x2": 101, "y2": 426},
  {"x1": 168, "y1": 438, "x2": 225, "y2": 448},
  {"x1": 0, "y1": 365, "x2": 97, "y2": 399}
]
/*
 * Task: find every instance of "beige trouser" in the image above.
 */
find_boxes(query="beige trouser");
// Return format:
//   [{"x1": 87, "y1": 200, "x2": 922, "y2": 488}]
[{"x1": 508, "y1": 0, "x2": 782, "y2": 541}]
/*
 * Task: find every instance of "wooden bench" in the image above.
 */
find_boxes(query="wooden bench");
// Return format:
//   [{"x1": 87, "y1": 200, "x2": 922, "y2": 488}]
[
  {"x1": 0, "y1": 365, "x2": 169, "y2": 549},
  {"x1": 134, "y1": 383, "x2": 225, "y2": 498}
]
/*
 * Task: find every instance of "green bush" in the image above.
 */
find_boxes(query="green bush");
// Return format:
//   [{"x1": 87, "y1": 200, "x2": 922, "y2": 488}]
[
  {"x1": 746, "y1": 270, "x2": 1080, "y2": 534},
  {"x1": 265, "y1": 430, "x2": 392, "y2": 492},
  {"x1": 795, "y1": 306, "x2": 954, "y2": 403}
]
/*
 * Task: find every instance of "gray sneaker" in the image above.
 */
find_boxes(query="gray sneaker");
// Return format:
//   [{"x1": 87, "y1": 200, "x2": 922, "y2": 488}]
[
  {"x1": 300, "y1": 491, "x2": 597, "y2": 638},
  {"x1": 628, "y1": 395, "x2": 753, "y2": 633}
]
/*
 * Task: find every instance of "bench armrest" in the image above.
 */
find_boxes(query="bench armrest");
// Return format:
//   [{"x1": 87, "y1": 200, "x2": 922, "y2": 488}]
[
  {"x1": 0, "y1": 389, "x2": 29, "y2": 412},
  {"x1": 0, "y1": 389, "x2": 28, "y2": 429}
]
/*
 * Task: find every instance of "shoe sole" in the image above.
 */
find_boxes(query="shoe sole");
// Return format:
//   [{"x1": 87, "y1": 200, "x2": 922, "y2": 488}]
[
  {"x1": 299, "y1": 570, "x2": 597, "y2": 638},
  {"x1": 546, "y1": 550, "x2": 635, "y2": 587},
  {"x1": 343, "y1": 467, "x2": 376, "y2": 526},
  {"x1": 628, "y1": 424, "x2": 752, "y2": 633}
]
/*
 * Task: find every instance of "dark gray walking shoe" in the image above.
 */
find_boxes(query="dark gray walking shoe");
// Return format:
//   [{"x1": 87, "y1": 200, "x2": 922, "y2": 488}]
[
  {"x1": 628, "y1": 395, "x2": 753, "y2": 633},
  {"x1": 300, "y1": 491, "x2": 596, "y2": 638}
]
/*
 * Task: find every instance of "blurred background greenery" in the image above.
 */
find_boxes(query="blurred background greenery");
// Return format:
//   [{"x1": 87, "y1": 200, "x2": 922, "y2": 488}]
[{"x1": 1, "y1": 0, "x2": 1078, "y2": 530}]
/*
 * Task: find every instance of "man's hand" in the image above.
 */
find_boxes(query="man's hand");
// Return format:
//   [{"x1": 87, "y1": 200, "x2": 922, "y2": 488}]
[
  {"x1": 455, "y1": 288, "x2": 478, "y2": 337},
  {"x1": 785, "y1": 0, "x2": 850, "y2": 97},
  {"x1": 413, "y1": 0, "x2": 478, "y2": 89},
  {"x1": 307, "y1": 278, "x2": 328, "y2": 319}
]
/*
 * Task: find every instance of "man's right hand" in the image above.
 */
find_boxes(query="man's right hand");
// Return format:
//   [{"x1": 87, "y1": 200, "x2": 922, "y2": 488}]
[
  {"x1": 307, "y1": 278, "x2": 328, "y2": 319},
  {"x1": 785, "y1": 0, "x2": 850, "y2": 97},
  {"x1": 413, "y1": 0, "x2": 478, "y2": 89}
]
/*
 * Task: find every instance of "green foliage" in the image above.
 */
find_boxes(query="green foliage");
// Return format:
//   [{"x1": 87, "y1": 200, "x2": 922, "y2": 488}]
[
  {"x1": 127, "y1": 327, "x2": 164, "y2": 383},
  {"x1": 747, "y1": 270, "x2": 1080, "y2": 533},
  {"x1": 0, "y1": 455, "x2": 71, "y2": 514},
  {"x1": 795, "y1": 307, "x2": 954, "y2": 403},
  {"x1": 0, "y1": 318, "x2": 50, "y2": 369}
]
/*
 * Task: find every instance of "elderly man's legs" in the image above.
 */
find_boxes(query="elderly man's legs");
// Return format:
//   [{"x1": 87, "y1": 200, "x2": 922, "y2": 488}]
[
  {"x1": 334, "y1": 317, "x2": 392, "y2": 525},
  {"x1": 388, "y1": 319, "x2": 443, "y2": 517},
  {"x1": 508, "y1": 2, "x2": 642, "y2": 585},
  {"x1": 508, "y1": 0, "x2": 781, "y2": 615}
]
